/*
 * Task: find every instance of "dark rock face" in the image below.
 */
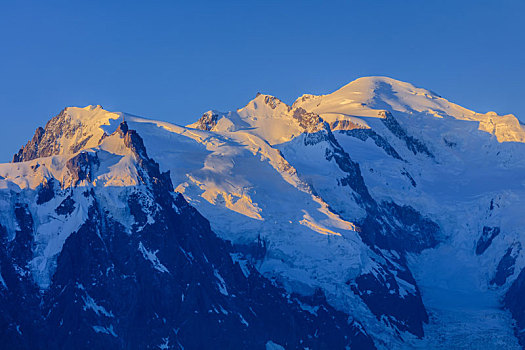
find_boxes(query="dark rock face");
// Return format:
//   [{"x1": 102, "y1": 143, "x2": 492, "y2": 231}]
[
  {"x1": 443, "y1": 137, "x2": 457, "y2": 148},
  {"x1": 233, "y1": 235, "x2": 268, "y2": 265},
  {"x1": 0, "y1": 221, "x2": 40, "y2": 349},
  {"x1": 340, "y1": 129, "x2": 403, "y2": 160},
  {"x1": 55, "y1": 195, "x2": 76, "y2": 216},
  {"x1": 401, "y1": 169, "x2": 417, "y2": 188},
  {"x1": 13, "y1": 127, "x2": 45, "y2": 162},
  {"x1": 491, "y1": 243, "x2": 520, "y2": 286},
  {"x1": 12, "y1": 204, "x2": 35, "y2": 267},
  {"x1": 361, "y1": 202, "x2": 439, "y2": 253},
  {"x1": 36, "y1": 178, "x2": 56, "y2": 204},
  {"x1": 475, "y1": 226, "x2": 501, "y2": 255},
  {"x1": 380, "y1": 111, "x2": 434, "y2": 159},
  {"x1": 351, "y1": 253, "x2": 428, "y2": 338},
  {"x1": 66, "y1": 151, "x2": 100, "y2": 186},
  {"x1": 0, "y1": 124, "x2": 376, "y2": 349},
  {"x1": 505, "y1": 267, "x2": 525, "y2": 347}
]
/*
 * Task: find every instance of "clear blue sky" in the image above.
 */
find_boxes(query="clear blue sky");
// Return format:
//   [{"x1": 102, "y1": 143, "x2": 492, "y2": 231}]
[{"x1": 1, "y1": 0, "x2": 524, "y2": 162}]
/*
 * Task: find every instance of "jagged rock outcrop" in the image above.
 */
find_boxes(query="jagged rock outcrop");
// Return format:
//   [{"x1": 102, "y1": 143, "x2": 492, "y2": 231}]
[
  {"x1": 66, "y1": 152, "x2": 100, "y2": 186},
  {"x1": 192, "y1": 111, "x2": 220, "y2": 131},
  {"x1": 292, "y1": 107, "x2": 328, "y2": 134},
  {"x1": 12, "y1": 105, "x2": 111, "y2": 163},
  {"x1": 12, "y1": 127, "x2": 45, "y2": 163}
]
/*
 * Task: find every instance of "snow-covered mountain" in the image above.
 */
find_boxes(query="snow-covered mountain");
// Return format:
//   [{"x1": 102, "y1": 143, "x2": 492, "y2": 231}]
[
  {"x1": 1, "y1": 118, "x2": 373, "y2": 349},
  {"x1": 2, "y1": 76, "x2": 525, "y2": 349}
]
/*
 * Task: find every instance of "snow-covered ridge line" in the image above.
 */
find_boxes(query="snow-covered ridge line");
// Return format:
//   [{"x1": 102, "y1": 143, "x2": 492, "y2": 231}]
[
  {"x1": 296, "y1": 77, "x2": 524, "y2": 142},
  {"x1": 10, "y1": 76, "x2": 525, "y2": 168}
]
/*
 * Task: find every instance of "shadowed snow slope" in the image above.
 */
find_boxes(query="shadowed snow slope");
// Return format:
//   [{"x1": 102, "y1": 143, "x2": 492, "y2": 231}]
[{"x1": 3, "y1": 76, "x2": 525, "y2": 349}]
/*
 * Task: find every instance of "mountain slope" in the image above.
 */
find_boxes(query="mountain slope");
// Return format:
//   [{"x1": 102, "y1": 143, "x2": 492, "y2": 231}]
[
  {"x1": 1, "y1": 120, "x2": 374, "y2": 349},
  {"x1": 129, "y1": 107, "x2": 434, "y2": 344}
]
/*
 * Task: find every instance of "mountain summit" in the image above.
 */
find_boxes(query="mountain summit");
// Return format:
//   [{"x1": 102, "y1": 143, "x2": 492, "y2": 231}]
[
  {"x1": 188, "y1": 76, "x2": 525, "y2": 145},
  {"x1": 2, "y1": 77, "x2": 525, "y2": 349}
]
